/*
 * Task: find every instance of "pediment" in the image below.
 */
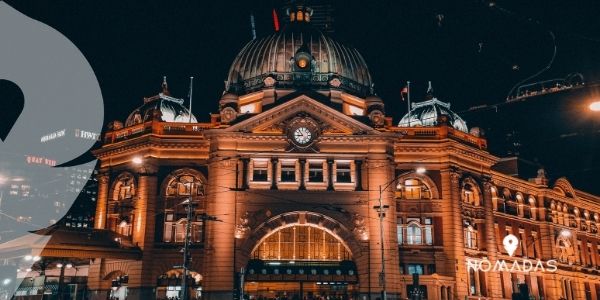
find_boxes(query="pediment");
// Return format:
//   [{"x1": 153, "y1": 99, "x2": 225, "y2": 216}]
[{"x1": 224, "y1": 95, "x2": 379, "y2": 136}]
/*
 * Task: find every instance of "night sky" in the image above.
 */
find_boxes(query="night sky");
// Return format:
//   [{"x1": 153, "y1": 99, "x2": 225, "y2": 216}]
[{"x1": 2, "y1": 0, "x2": 600, "y2": 192}]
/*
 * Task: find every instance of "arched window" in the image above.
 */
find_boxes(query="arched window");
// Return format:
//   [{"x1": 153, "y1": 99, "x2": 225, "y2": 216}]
[
  {"x1": 461, "y1": 182, "x2": 480, "y2": 206},
  {"x1": 252, "y1": 225, "x2": 352, "y2": 261},
  {"x1": 406, "y1": 220, "x2": 422, "y2": 245},
  {"x1": 112, "y1": 174, "x2": 135, "y2": 201},
  {"x1": 398, "y1": 217, "x2": 433, "y2": 245},
  {"x1": 162, "y1": 173, "x2": 205, "y2": 243},
  {"x1": 396, "y1": 178, "x2": 432, "y2": 200},
  {"x1": 108, "y1": 173, "x2": 136, "y2": 236}
]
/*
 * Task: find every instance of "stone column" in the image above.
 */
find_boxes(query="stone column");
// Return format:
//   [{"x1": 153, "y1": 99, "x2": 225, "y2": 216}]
[
  {"x1": 440, "y1": 168, "x2": 468, "y2": 299},
  {"x1": 129, "y1": 163, "x2": 158, "y2": 299},
  {"x1": 270, "y1": 158, "x2": 278, "y2": 190},
  {"x1": 482, "y1": 179, "x2": 503, "y2": 298},
  {"x1": 299, "y1": 158, "x2": 306, "y2": 190},
  {"x1": 363, "y1": 155, "x2": 402, "y2": 299},
  {"x1": 241, "y1": 158, "x2": 249, "y2": 190},
  {"x1": 203, "y1": 155, "x2": 238, "y2": 300},
  {"x1": 94, "y1": 171, "x2": 110, "y2": 229},
  {"x1": 132, "y1": 164, "x2": 158, "y2": 249},
  {"x1": 355, "y1": 159, "x2": 363, "y2": 191},
  {"x1": 327, "y1": 159, "x2": 334, "y2": 191}
]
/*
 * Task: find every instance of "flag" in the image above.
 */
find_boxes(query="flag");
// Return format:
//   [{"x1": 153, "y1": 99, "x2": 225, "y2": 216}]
[{"x1": 400, "y1": 86, "x2": 408, "y2": 101}]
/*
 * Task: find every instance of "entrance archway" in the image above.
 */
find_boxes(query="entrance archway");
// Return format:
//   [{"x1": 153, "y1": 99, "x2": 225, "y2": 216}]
[{"x1": 241, "y1": 212, "x2": 362, "y2": 299}]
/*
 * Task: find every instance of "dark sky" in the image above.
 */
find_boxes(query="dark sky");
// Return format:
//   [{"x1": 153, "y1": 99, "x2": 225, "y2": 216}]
[{"x1": 2, "y1": 0, "x2": 600, "y2": 190}]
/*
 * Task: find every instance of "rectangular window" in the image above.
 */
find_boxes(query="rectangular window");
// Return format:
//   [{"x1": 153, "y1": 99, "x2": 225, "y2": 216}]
[
  {"x1": 336, "y1": 161, "x2": 352, "y2": 183},
  {"x1": 252, "y1": 160, "x2": 268, "y2": 182},
  {"x1": 397, "y1": 218, "x2": 403, "y2": 244},
  {"x1": 280, "y1": 161, "x2": 296, "y2": 182},
  {"x1": 424, "y1": 217, "x2": 433, "y2": 245},
  {"x1": 407, "y1": 264, "x2": 424, "y2": 275},
  {"x1": 308, "y1": 162, "x2": 324, "y2": 182}
]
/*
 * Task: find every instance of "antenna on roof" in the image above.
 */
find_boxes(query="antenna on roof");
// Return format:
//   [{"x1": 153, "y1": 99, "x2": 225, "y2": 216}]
[
  {"x1": 250, "y1": 13, "x2": 257, "y2": 40},
  {"x1": 188, "y1": 76, "x2": 194, "y2": 123},
  {"x1": 162, "y1": 76, "x2": 170, "y2": 95},
  {"x1": 426, "y1": 81, "x2": 434, "y2": 100}
]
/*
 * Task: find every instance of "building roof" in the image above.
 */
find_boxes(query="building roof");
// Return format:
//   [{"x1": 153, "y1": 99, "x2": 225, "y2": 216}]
[
  {"x1": 225, "y1": 18, "x2": 373, "y2": 98},
  {"x1": 398, "y1": 98, "x2": 469, "y2": 133},
  {"x1": 124, "y1": 78, "x2": 196, "y2": 127}
]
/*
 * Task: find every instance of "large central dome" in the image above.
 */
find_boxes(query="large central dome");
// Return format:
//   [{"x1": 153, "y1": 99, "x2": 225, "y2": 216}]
[{"x1": 225, "y1": 13, "x2": 373, "y2": 97}]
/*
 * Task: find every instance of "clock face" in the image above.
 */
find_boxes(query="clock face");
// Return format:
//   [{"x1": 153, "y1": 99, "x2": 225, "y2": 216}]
[{"x1": 293, "y1": 127, "x2": 313, "y2": 145}]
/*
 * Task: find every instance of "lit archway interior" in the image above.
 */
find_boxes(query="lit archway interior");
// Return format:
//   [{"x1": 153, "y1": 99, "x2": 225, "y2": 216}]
[
  {"x1": 245, "y1": 224, "x2": 358, "y2": 299},
  {"x1": 251, "y1": 224, "x2": 352, "y2": 261}
]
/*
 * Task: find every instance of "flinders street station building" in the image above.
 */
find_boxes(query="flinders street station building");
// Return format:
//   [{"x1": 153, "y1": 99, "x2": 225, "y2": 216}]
[{"x1": 3, "y1": 4, "x2": 600, "y2": 300}]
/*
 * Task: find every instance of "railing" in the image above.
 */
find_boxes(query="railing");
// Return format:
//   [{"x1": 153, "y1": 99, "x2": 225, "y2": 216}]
[
  {"x1": 104, "y1": 121, "x2": 214, "y2": 144},
  {"x1": 389, "y1": 125, "x2": 488, "y2": 149}
]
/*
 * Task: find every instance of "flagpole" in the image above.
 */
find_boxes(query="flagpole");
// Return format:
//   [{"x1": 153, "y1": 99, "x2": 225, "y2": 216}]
[
  {"x1": 188, "y1": 76, "x2": 194, "y2": 123},
  {"x1": 407, "y1": 81, "x2": 411, "y2": 127}
]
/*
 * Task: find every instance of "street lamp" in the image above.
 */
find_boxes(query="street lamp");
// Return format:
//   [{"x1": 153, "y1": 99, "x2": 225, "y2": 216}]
[
  {"x1": 589, "y1": 101, "x2": 600, "y2": 112},
  {"x1": 374, "y1": 167, "x2": 427, "y2": 300},
  {"x1": 132, "y1": 156, "x2": 143, "y2": 165}
]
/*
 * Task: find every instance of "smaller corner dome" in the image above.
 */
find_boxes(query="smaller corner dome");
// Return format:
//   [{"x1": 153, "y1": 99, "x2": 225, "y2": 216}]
[
  {"x1": 397, "y1": 98, "x2": 468, "y2": 132},
  {"x1": 125, "y1": 93, "x2": 197, "y2": 127}
]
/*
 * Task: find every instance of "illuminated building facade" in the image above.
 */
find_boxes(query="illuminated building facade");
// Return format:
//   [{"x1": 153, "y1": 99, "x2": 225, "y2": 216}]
[{"x1": 3, "y1": 3, "x2": 600, "y2": 300}]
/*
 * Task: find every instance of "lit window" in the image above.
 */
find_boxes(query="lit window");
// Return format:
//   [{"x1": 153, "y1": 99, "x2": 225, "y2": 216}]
[
  {"x1": 252, "y1": 160, "x2": 268, "y2": 182},
  {"x1": 336, "y1": 162, "x2": 352, "y2": 183},
  {"x1": 424, "y1": 218, "x2": 433, "y2": 245},
  {"x1": 308, "y1": 161, "x2": 324, "y2": 182},
  {"x1": 166, "y1": 175, "x2": 204, "y2": 196},
  {"x1": 397, "y1": 218, "x2": 403, "y2": 244},
  {"x1": 407, "y1": 219, "x2": 422, "y2": 245},
  {"x1": 464, "y1": 225, "x2": 478, "y2": 249},
  {"x1": 407, "y1": 264, "x2": 424, "y2": 275},
  {"x1": 396, "y1": 178, "x2": 432, "y2": 200}
]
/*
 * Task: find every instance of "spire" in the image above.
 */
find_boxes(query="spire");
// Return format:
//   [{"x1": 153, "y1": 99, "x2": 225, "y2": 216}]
[
  {"x1": 425, "y1": 81, "x2": 434, "y2": 100},
  {"x1": 161, "y1": 76, "x2": 170, "y2": 95}
]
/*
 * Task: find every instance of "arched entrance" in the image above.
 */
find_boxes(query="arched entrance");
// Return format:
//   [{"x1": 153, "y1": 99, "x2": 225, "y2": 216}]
[
  {"x1": 242, "y1": 212, "x2": 361, "y2": 300},
  {"x1": 156, "y1": 269, "x2": 203, "y2": 300}
]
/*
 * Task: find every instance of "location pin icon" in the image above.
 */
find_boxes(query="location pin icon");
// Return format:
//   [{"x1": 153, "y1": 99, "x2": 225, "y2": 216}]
[{"x1": 503, "y1": 234, "x2": 519, "y2": 257}]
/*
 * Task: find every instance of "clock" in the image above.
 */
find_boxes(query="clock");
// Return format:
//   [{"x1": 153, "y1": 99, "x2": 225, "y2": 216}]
[
  {"x1": 287, "y1": 116, "x2": 319, "y2": 149},
  {"x1": 293, "y1": 127, "x2": 313, "y2": 145}
]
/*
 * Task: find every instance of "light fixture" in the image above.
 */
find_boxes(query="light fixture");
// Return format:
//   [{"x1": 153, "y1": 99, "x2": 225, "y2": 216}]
[
  {"x1": 56, "y1": 263, "x2": 63, "y2": 268},
  {"x1": 589, "y1": 101, "x2": 600, "y2": 112},
  {"x1": 415, "y1": 167, "x2": 426, "y2": 174},
  {"x1": 560, "y1": 229, "x2": 572, "y2": 237},
  {"x1": 23, "y1": 255, "x2": 32, "y2": 261},
  {"x1": 66, "y1": 264, "x2": 73, "y2": 269},
  {"x1": 132, "y1": 156, "x2": 143, "y2": 165},
  {"x1": 2, "y1": 278, "x2": 10, "y2": 286},
  {"x1": 32, "y1": 256, "x2": 41, "y2": 262},
  {"x1": 119, "y1": 220, "x2": 128, "y2": 228}
]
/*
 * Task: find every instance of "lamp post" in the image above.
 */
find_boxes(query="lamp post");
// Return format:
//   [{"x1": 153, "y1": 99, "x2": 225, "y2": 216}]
[
  {"x1": 181, "y1": 182, "x2": 195, "y2": 300},
  {"x1": 374, "y1": 167, "x2": 426, "y2": 300},
  {"x1": 374, "y1": 185, "x2": 390, "y2": 300}
]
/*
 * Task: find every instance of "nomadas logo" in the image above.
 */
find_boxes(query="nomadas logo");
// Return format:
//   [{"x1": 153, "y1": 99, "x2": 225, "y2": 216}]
[{"x1": 466, "y1": 234, "x2": 558, "y2": 273}]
